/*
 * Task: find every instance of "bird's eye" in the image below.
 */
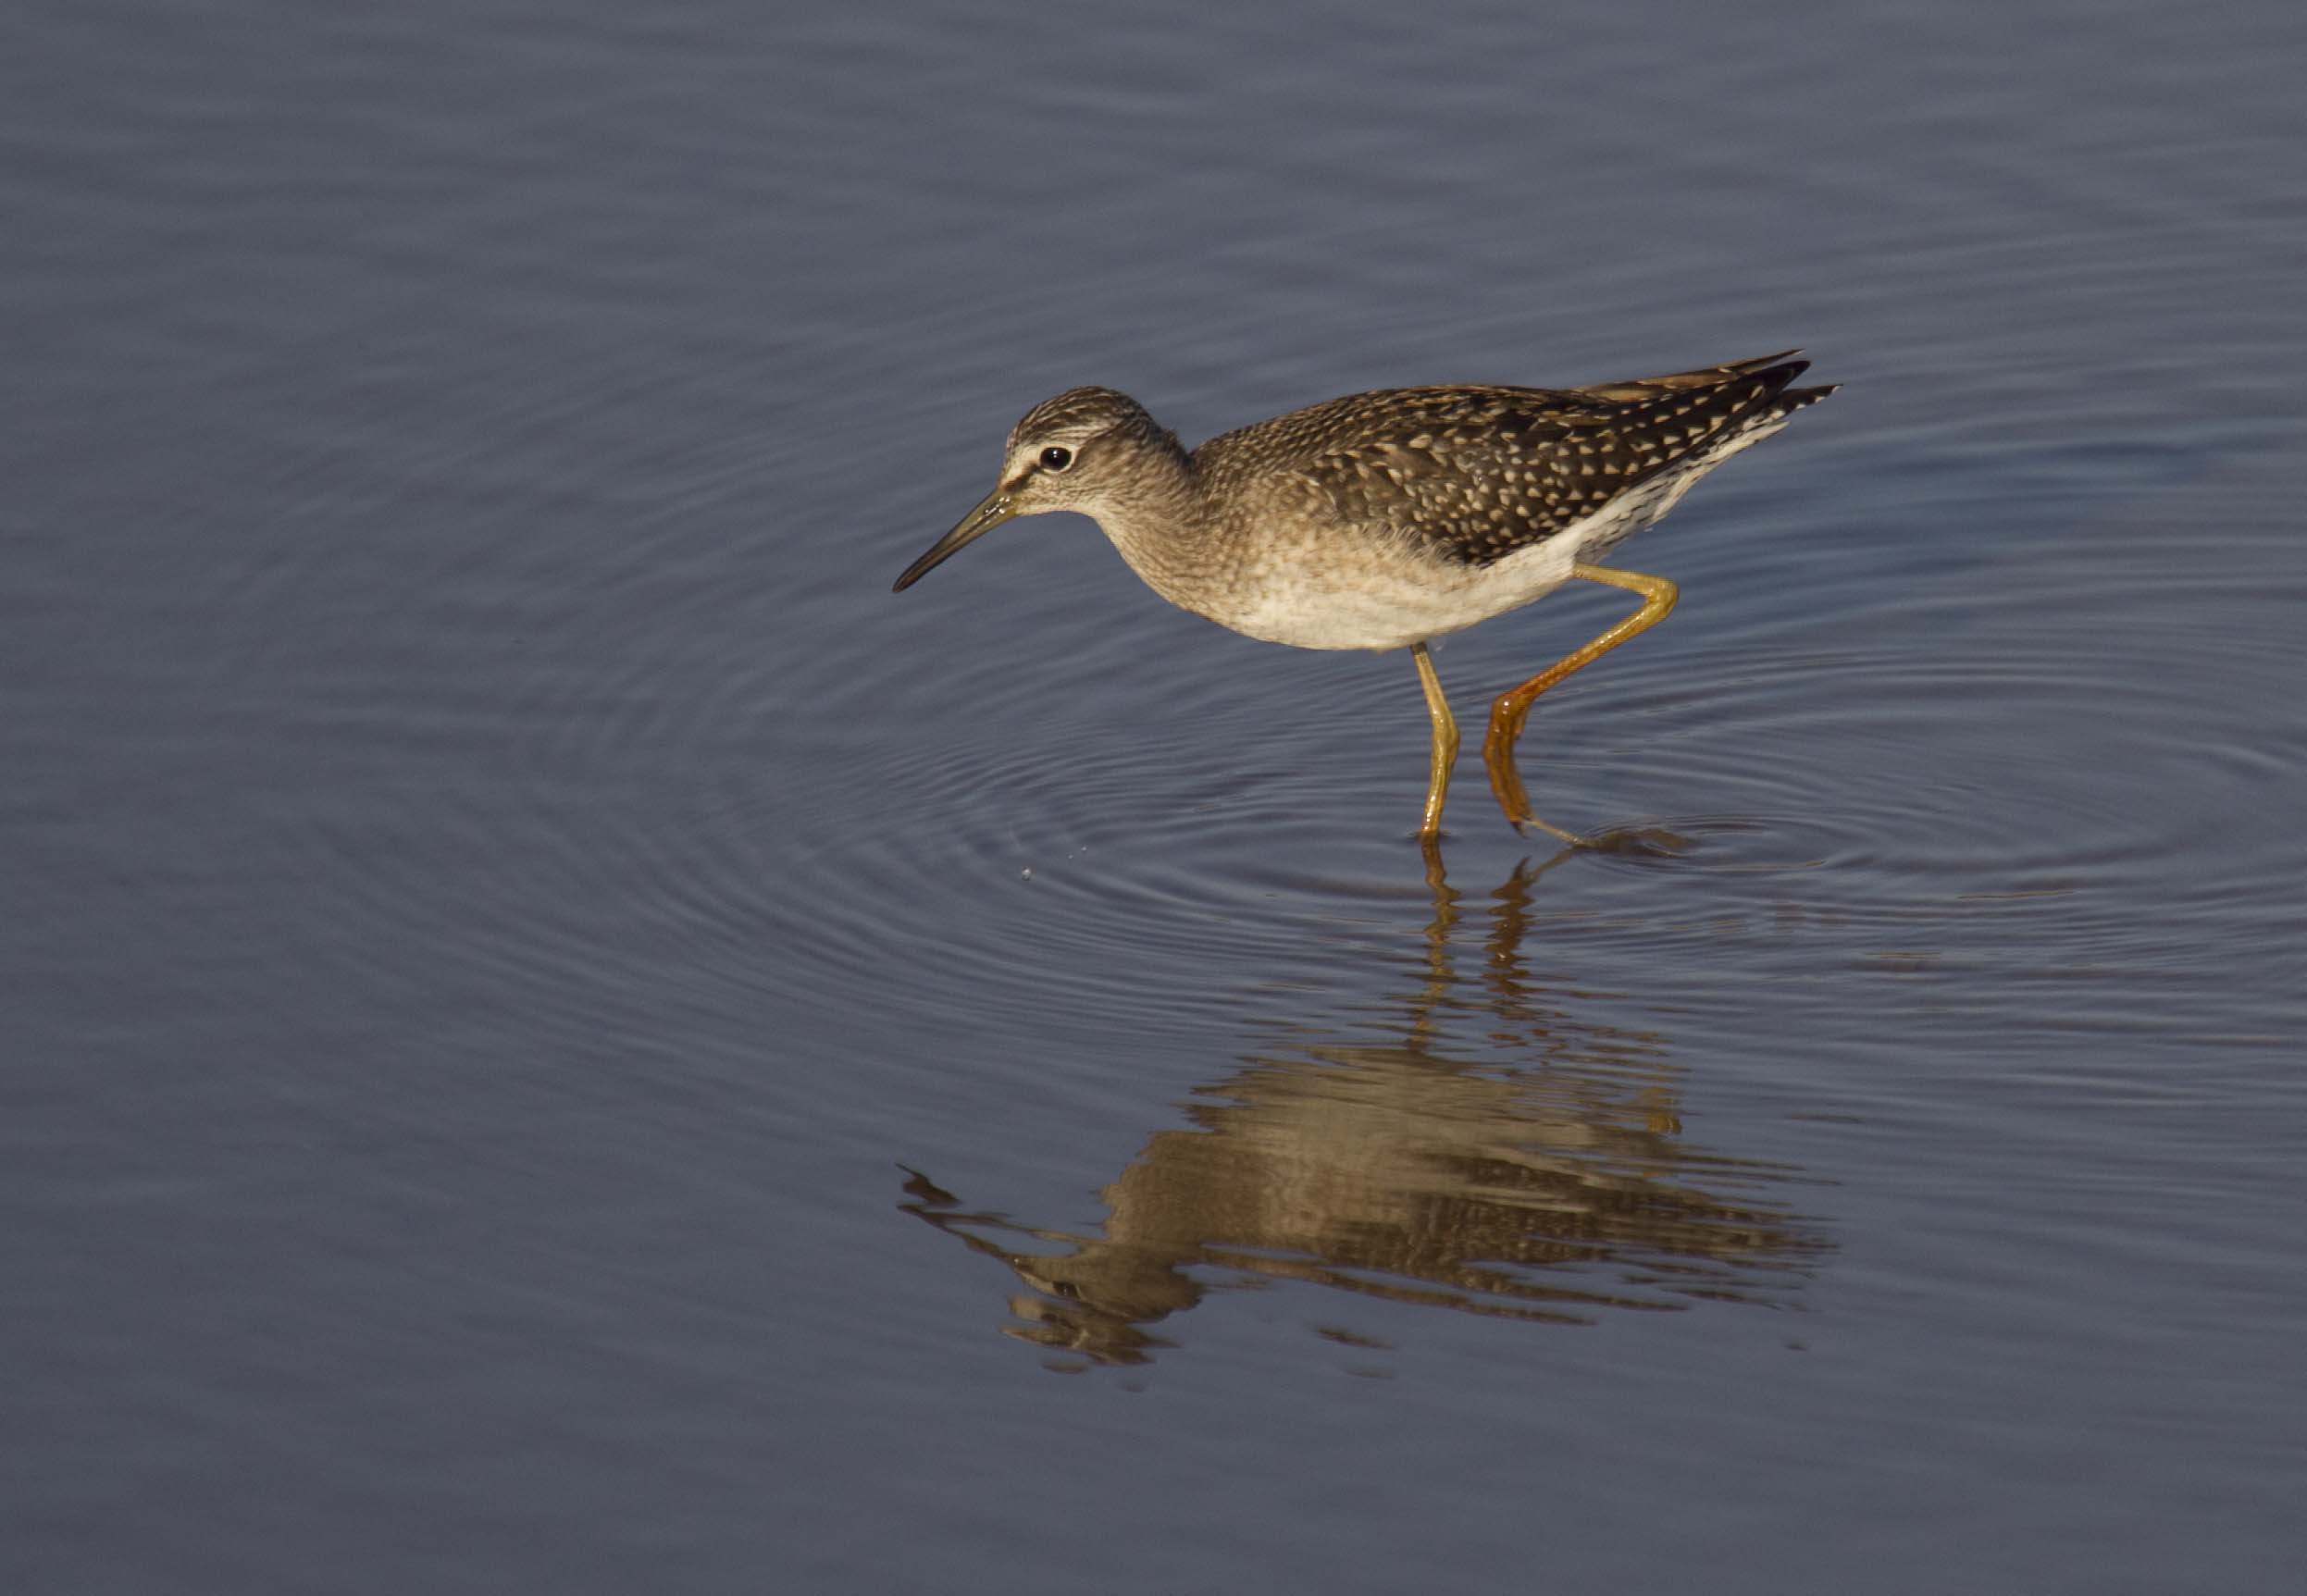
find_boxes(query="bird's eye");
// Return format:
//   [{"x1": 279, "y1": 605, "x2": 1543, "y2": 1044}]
[{"x1": 1039, "y1": 446, "x2": 1073, "y2": 471}]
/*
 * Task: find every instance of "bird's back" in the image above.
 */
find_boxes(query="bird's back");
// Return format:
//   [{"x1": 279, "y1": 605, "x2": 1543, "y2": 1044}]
[{"x1": 1194, "y1": 353, "x2": 1833, "y2": 567}]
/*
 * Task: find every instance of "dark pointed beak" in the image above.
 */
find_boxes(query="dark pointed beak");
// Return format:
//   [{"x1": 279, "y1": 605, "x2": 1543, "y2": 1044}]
[{"x1": 892, "y1": 487, "x2": 1019, "y2": 592}]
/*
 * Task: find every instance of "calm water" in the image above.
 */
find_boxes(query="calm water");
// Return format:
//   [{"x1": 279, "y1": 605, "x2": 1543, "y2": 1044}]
[{"x1": 6, "y1": 2, "x2": 2303, "y2": 1590}]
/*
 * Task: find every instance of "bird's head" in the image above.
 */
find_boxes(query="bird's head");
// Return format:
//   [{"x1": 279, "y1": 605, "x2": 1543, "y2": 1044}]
[{"x1": 892, "y1": 387, "x2": 1180, "y2": 592}]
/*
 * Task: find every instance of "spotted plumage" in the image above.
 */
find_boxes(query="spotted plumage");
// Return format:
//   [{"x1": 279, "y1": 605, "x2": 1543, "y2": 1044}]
[
  {"x1": 1200, "y1": 352, "x2": 1831, "y2": 569},
  {"x1": 895, "y1": 352, "x2": 1837, "y2": 838}
]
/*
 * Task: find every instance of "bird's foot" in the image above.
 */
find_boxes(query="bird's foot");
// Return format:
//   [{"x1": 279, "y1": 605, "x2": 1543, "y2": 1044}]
[
  {"x1": 1488, "y1": 763, "x2": 1582, "y2": 846},
  {"x1": 1581, "y1": 824, "x2": 1695, "y2": 860}
]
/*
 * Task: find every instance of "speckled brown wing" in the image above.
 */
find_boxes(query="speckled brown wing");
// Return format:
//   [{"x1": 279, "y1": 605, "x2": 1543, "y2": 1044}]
[{"x1": 1263, "y1": 355, "x2": 1821, "y2": 567}]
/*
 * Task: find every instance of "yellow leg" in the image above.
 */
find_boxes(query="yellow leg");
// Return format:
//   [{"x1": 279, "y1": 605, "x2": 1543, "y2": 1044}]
[
  {"x1": 1482, "y1": 563, "x2": 1679, "y2": 835},
  {"x1": 1410, "y1": 641, "x2": 1458, "y2": 839}
]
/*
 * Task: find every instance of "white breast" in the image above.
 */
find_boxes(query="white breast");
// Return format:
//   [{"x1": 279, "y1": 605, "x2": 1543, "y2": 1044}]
[{"x1": 1221, "y1": 531, "x2": 1583, "y2": 651}]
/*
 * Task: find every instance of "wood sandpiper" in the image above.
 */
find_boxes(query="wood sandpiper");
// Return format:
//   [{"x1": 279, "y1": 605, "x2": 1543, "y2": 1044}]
[{"x1": 894, "y1": 351, "x2": 1836, "y2": 841}]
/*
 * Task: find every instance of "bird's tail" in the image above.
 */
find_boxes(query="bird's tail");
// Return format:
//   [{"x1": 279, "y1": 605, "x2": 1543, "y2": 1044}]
[{"x1": 1735, "y1": 353, "x2": 1839, "y2": 419}]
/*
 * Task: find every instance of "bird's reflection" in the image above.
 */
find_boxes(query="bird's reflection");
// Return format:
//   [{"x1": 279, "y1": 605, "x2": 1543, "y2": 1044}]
[{"x1": 899, "y1": 838, "x2": 1830, "y2": 1368}]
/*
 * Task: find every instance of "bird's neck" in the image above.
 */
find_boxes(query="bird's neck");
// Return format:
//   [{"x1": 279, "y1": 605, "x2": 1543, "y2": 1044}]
[{"x1": 1087, "y1": 442, "x2": 1225, "y2": 612}]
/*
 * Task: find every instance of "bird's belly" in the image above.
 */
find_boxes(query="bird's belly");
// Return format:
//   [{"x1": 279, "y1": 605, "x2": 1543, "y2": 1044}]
[{"x1": 1215, "y1": 533, "x2": 1581, "y2": 651}]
